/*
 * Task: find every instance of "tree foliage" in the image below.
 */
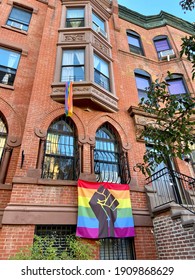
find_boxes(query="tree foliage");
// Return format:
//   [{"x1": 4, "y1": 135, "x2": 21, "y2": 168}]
[
  {"x1": 9, "y1": 234, "x2": 96, "y2": 260},
  {"x1": 179, "y1": 0, "x2": 195, "y2": 11},
  {"x1": 135, "y1": 75, "x2": 195, "y2": 176}
]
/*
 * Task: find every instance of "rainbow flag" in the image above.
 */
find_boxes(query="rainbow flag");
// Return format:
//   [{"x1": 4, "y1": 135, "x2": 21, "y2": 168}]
[
  {"x1": 76, "y1": 179, "x2": 135, "y2": 239},
  {"x1": 65, "y1": 81, "x2": 73, "y2": 116}
]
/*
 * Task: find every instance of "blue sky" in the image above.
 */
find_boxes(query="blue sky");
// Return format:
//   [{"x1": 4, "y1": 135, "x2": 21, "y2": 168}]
[{"x1": 118, "y1": 0, "x2": 195, "y2": 23}]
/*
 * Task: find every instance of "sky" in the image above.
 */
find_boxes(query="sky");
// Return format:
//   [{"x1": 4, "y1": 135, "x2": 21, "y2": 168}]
[{"x1": 118, "y1": 0, "x2": 195, "y2": 23}]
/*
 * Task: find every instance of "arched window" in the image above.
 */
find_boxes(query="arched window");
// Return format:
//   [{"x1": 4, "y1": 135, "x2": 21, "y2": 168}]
[
  {"x1": 94, "y1": 123, "x2": 130, "y2": 183},
  {"x1": 42, "y1": 116, "x2": 79, "y2": 180},
  {"x1": 153, "y1": 35, "x2": 174, "y2": 59},
  {"x1": 134, "y1": 69, "x2": 151, "y2": 101},
  {"x1": 0, "y1": 116, "x2": 7, "y2": 164},
  {"x1": 127, "y1": 30, "x2": 144, "y2": 56},
  {"x1": 166, "y1": 74, "x2": 188, "y2": 96}
]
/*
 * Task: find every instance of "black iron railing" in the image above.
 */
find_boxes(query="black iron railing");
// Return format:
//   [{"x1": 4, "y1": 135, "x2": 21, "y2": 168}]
[
  {"x1": 94, "y1": 150, "x2": 131, "y2": 184},
  {"x1": 146, "y1": 167, "x2": 195, "y2": 214}
]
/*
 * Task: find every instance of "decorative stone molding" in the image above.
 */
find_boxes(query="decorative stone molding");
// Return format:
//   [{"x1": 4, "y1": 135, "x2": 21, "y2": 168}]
[
  {"x1": 61, "y1": 33, "x2": 86, "y2": 43},
  {"x1": 93, "y1": 36, "x2": 110, "y2": 56},
  {"x1": 6, "y1": 136, "x2": 21, "y2": 147},
  {"x1": 51, "y1": 82, "x2": 119, "y2": 113},
  {"x1": 129, "y1": 106, "x2": 158, "y2": 141},
  {"x1": 34, "y1": 127, "x2": 47, "y2": 139}
]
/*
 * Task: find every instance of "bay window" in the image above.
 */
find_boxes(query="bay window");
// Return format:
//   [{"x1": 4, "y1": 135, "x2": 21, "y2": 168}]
[
  {"x1": 66, "y1": 8, "x2": 84, "y2": 28},
  {"x1": 94, "y1": 54, "x2": 110, "y2": 91}
]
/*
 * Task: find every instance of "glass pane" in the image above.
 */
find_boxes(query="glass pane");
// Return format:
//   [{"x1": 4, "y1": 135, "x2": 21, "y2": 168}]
[
  {"x1": 62, "y1": 50, "x2": 84, "y2": 66},
  {"x1": 94, "y1": 54, "x2": 109, "y2": 77},
  {"x1": 92, "y1": 12, "x2": 105, "y2": 31},
  {"x1": 67, "y1": 8, "x2": 84, "y2": 18},
  {"x1": 168, "y1": 79, "x2": 186, "y2": 95},
  {"x1": 9, "y1": 7, "x2": 32, "y2": 25},
  {"x1": 128, "y1": 35, "x2": 140, "y2": 47},
  {"x1": 155, "y1": 39, "x2": 169, "y2": 52},
  {"x1": 135, "y1": 75, "x2": 150, "y2": 90},
  {"x1": 0, "y1": 48, "x2": 20, "y2": 69}
]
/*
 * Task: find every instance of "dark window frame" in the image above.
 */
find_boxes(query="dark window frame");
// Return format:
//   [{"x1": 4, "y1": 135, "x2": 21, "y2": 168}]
[
  {"x1": 0, "y1": 47, "x2": 21, "y2": 86},
  {"x1": 66, "y1": 7, "x2": 85, "y2": 28},
  {"x1": 134, "y1": 69, "x2": 151, "y2": 101},
  {"x1": 0, "y1": 116, "x2": 7, "y2": 164},
  {"x1": 94, "y1": 53, "x2": 110, "y2": 91},
  {"x1": 127, "y1": 30, "x2": 144, "y2": 56},
  {"x1": 100, "y1": 238, "x2": 135, "y2": 260},
  {"x1": 6, "y1": 5, "x2": 32, "y2": 32},
  {"x1": 94, "y1": 123, "x2": 130, "y2": 184},
  {"x1": 153, "y1": 35, "x2": 172, "y2": 59},
  {"x1": 41, "y1": 116, "x2": 80, "y2": 181}
]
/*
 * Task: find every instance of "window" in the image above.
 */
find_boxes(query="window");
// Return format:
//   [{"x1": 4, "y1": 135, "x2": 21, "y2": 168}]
[
  {"x1": 92, "y1": 12, "x2": 107, "y2": 37},
  {"x1": 166, "y1": 74, "x2": 188, "y2": 96},
  {"x1": 100, "y1": 238, "x2": 135, "y2": 260},
  {"x1": 94, "y1": 123, "x2": 121, "y2": 183},
  {"x1": 61, "y1": 49, "x2": 85, "y2": 82},
  {"x1": 6, "y1": 6, "x2": 32, "y2": 31},
  {"x1": 127, "y1": 31, "x2": 144, "y2": 56},
  {"x1": 0, "y1": 47, "x2": 21, "y2": 86},
  {"x1": 42, "y1": 116, "x2": 79, "y2": 180},
  {"x1": 94, "y1": 54, "x2": 110, "y2": 91},
  {"x1": 153, "y1": 35, "x2": 173, "y2": 59},
  {"x1": 134, "y1": 69, "x2": 151, "y2": 101},
  {"x1": 190, "y1": 150, "x2": 195, "y2": 173},
  {"x1": 0, "y1": 116, "x2": 7, "y2": 164},
  {"x1": 66, "y1": 7, "x2": 84, "y2": 28},
  {"x1": 35, "y1": 225, "x2": 76, "y2": 255}
]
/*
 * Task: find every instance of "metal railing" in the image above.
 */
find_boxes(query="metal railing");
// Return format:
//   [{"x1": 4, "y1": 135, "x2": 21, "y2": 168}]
[{"x1": 146, "y1": 167, "x2": 195, "y2": 214}]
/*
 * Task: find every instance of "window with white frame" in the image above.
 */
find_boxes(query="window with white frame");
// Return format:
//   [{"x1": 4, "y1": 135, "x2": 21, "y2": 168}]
[
  {"x1": 61, "y1": 49, "x2": 85, "y2": 82},
  {"x1": 66, "y1": 7, "x2": 84, "y2": 28},
  {"x1": 6, "y1": 6, "x2": 32, "y2": 31},
  {"x1": 92, "y1": 12, "x2": 107, "y2": 38},
  {"x1": 94, "y1": 54, "x2": 110, "y2": 91},
  {"x1": 153, "y1": 35, "x2": 173, "y2": 59},
  {"x1": 0, "y1": 47, "x2": 21, "y2": 86}
]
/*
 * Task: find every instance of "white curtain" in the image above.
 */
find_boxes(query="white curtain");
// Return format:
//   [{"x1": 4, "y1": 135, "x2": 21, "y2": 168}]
[{"x1": 94, "y1": 54, "x2": 109, "y2": 77}]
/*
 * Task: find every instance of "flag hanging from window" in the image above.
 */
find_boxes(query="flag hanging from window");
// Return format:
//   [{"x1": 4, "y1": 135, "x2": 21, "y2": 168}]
[
  {"x1": 65, "y1": 81, "x2": 73, "y2": 116},
  {"x1": 76, "y1": 179, "x2": 135, "y2": 239}
]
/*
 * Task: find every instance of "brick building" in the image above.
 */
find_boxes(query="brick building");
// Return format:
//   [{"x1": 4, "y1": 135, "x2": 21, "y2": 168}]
[{"x1": 0, "y1": 0, "x2": 194, "y2": 260}]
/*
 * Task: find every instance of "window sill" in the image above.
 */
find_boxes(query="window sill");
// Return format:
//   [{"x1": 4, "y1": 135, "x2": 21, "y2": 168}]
[
  {"x1": 1, "y1": 25, "x2": 28, "y2": 35},
  {"x1": 51, "y1": 81, "x2": 119, "y2": 113},
  {"x1": 0, "y1": 83, "x2": 14, "y2": 90}
]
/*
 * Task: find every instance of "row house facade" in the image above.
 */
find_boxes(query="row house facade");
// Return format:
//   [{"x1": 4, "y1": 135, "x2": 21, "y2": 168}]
[{"x1": 0, "y1": 0, "x2": 194, "y2": 259}]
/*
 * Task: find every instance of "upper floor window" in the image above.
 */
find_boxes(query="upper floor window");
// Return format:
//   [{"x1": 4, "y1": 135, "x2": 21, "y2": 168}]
[
  {"x1": 92, "y1": 12, "x2": 107, "y2": 38},
  {"x1": 153, "y1": 35, "x2": 174, "y2": 60},
  {"x1": 94, "y1": 54, "x2": 110, "y2": 91},
  {"x1": 0, "y1": 47, "x2": 21, "y2": 86},
  {"x1": 66, "y1": 7, "x2": 84, "y2": 28},
  {"x1": 127, "y1": 31, "x2": 144, "y2": 56},
  {"x1": 134, "y1": 69, "x2": 151, "y2": 101},
  {"x1": 166, "y1": 74, "x2": 188, "y2": 96},
  {"x1": 6, "y1": 6, "x2": 32, "y2": 31},
  {"x1": 61, "y1": 49, "x2": 85, "y2": 82},
  {"x1": 0, "y1": 116, "x2": 7, "y2": 164},
  {"x1": 42, "y1": 116, "x2": 79, "y2": 180}
]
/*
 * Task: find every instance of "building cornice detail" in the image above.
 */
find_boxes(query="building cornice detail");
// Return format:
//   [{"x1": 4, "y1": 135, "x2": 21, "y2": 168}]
[{"x1": 119, "y1": 5, "x2": 195, "y2": 34}]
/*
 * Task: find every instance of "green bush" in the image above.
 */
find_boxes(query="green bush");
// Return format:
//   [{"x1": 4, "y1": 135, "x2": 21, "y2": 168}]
[{"x1": 9, "y1": 234, "x2": 96, "y2": 260}]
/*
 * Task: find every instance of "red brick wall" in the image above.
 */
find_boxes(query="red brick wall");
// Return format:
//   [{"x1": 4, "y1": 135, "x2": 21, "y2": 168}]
[
  {"x1": 0, "y1": 225, "x2": 35, "y2": 259},
  {"x1": 134, "y1": 227, "x2": 158, "y2": 259},
  {"x1": 153, "y1": 213, "x2": 195, "y2": 259}
]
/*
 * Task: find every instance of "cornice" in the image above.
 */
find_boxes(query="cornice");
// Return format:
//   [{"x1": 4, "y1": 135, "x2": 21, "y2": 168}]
[{"x1": 119, "y1": 5, "x2": 195, "y2": 35}]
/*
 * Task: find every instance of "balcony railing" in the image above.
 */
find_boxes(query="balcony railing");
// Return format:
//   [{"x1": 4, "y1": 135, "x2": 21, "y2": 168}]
[{"x1": 146, "y1": 167, "x2": 195, "y2": 214}]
